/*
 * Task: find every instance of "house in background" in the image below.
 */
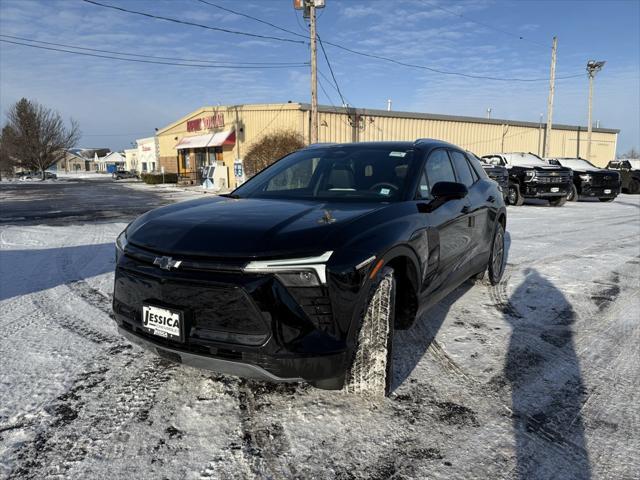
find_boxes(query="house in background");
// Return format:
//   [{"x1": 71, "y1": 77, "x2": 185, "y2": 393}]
[
  {"x1": 54, "y1": 149, "x2": 100, "y2": 172},
  {"x1": 95, "y1": 151, "x2": 126, "y2": 173}
]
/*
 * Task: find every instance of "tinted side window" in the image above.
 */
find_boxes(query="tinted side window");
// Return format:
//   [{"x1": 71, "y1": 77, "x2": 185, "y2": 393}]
[
  {"x1": 419, "y1": 149, "x2": 456, "y2": 199},
  {"x1": 465, "y1": 153, "x2": 487, "y2": 179},
  {"x1": 450, "y1": 150, "x2": 475, "y2": 187}
]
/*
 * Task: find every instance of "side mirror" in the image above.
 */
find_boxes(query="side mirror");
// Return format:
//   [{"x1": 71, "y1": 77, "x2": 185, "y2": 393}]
[{"x1": 431, "y1": 181, "x2": 468, "y2": 200}]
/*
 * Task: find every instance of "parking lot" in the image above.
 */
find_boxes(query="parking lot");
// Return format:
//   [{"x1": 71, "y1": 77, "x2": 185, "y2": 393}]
[{"x1": 0, "y1": 178, "x2": 639, "y2": 480}]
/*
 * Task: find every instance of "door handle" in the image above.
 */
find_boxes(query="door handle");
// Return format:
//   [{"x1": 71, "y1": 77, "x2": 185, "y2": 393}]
[
  {"x1": 461, "y1": 205, "x2": 470, "y2": 214},
  {"x1": 487, "y1": 195, "x2": 496, "y2": 203}
]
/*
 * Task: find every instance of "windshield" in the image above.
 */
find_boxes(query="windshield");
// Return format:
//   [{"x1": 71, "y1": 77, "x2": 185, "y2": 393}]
[
  {"x1": 504, "y1": 153, "x2": 547, "y2": 166},
  {"x1": 233, "y1": 146, "x2": 415, "y2": 202},
  {"x1": 556, "y1": 158, "x2": 598, "y2": 170}
]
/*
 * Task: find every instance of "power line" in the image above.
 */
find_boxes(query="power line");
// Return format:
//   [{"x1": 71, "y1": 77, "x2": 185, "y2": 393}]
[
  {"x1": 0, "y1": 39, "x2": 309, "y2": 69},
  {"x1": 81, "y1": 0, "x2": 306, "y2": 45},
  {"x1": 420, "y1": 0, "x2": 547, "y2": 48},
  {"x1": 195, "y1": 0, "x2": 582, "y2": 82},
  {"x1": 196, "y1": 0, "x2": 305, "y2": 40},
  {"x1": 317, "y1": 34, "x2": 346, "y2": 106},
  {"x1": 0, "y1": 34, "x2": 307, "y2": 66}
]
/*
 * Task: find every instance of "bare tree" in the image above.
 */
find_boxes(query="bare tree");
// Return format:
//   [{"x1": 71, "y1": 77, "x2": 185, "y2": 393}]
[
  {"x1": 0, "y1": 126, "x2": 17, "y2": 180},
  {"x1": 3, "y1": 98, "x2": 80, "y2": 180},
  {"x1": 618, "y1": 147, "x2": 639, "y2": 159},
  {"x1": 244, "y1": 130, "x2": 305, "y2": 177}
]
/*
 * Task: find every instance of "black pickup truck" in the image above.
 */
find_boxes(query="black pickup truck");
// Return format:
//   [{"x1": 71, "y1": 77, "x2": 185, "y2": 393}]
[
  {"x1": 482, "y1": 152, "x2": 572, "y2": 206},
  {"x1": 473, "y1": 153, "x2": 508, "y2": 202},
  {"x1": 606, "y1": 159, "x2": 640, "y2": 194},
  {"x1": 547, "y1": 157, "x2": 620, "y2": 202}
]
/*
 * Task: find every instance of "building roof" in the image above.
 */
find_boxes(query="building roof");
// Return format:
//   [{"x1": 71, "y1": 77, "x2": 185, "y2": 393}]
[{"x1": 156, "y1": 103, "x2": 620, "y2": 136}]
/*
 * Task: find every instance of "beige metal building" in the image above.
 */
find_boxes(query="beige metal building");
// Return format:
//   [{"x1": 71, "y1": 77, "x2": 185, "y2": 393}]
[{"x1": 156, "y1": 103, "x2": 619, "y2": 188}]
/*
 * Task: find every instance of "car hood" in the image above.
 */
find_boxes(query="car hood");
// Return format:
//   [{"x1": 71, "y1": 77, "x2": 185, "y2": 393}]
[{"x1": 126, "y1": 196, "x2": 384, "y2": 259}]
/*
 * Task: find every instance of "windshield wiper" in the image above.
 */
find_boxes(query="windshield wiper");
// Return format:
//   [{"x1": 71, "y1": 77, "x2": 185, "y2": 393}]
[{"x1": 220, "y1": 193, "x2": 240, "y2": 199}]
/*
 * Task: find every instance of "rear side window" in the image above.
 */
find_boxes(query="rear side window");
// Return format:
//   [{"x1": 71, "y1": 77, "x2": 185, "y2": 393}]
[
  {"x1": 449, "y1": 150, "x2": 475, "y2": 187},
  {"x1": 418, "y1": 149, "x2": 456, "y2": 199},
  {"x1": 466, "y1": 153, "x2": 488, "y2": 179}
]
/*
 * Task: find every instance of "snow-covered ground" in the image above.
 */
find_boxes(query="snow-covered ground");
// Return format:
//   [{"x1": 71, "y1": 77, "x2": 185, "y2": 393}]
[{"x1": 0, "y1": 193, "x2": 639, "y2": 479}]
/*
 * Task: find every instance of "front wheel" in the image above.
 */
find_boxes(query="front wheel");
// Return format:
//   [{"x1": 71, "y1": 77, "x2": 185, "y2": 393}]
[
  {"x1": 629, "y1": 179, "x2": 640, "y2": 194},
  {"x1": 487, "y1": 221, "x2": 506, "y2": 285},
  {"x1": 507, "y1": 183, "x2": 524, "y2": 206},
  {"x1": 343, "y1": 266, "x2": 395, "y2": 397},
  {"x1": 599, "y1": 197, "x2": 615, "y2": 202},
  {"x1": 567, "y1": 184, "x2": 578, "y2": 201},
  {"x1": 548, "y1": 196, "x2": 567, "y2": 207}
]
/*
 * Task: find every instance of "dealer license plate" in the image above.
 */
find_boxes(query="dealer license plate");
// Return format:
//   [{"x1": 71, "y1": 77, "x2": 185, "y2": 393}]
[
  {"x1": 142, "y1": 305, "x2": 183, "y2": 341},
  {"x1": 550, "y1": 187, "x2": 559, "y2": 193},
  {"x1": 604, "y1": 189, "x2": 611, "y2": 194}
]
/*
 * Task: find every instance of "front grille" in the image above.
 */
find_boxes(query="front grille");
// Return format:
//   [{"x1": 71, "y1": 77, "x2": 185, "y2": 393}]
[
  {"x1": 591, "y1": 174, "x2": 619, "y2": 187},
  {"x1": 535, "y1": 171, "x2": 571, "y2": 183}
]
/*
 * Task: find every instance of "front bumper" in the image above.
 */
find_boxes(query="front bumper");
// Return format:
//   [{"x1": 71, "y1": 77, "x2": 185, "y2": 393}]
[
  {"x1": 117, "y1": 326, "x2": 346, "y2": 383},
  {"x1": 523, "y1": 182, "x2": 571, "y2": 197},
  {"x1": 579, "y1": 184, "x2": 620, "y2": 198},
  {"x1": 112, "y1": 253, "x2": 352, "y2": 383}
]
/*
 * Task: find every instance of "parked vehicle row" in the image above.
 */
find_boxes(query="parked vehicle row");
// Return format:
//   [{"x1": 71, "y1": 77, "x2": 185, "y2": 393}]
[{"x1": 478, "y1": 151, "x2": 634, "y2": 206}]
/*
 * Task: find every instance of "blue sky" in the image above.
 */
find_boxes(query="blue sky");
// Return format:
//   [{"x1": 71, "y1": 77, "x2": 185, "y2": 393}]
[{"x1": 1, "y1": 0, "x2": 638, "y2": 154}]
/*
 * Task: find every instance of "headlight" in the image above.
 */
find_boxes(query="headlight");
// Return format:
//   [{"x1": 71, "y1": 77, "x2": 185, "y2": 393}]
[
  {"x1": 525, "y1": 171, "x2": 536, "y2": 181},
  {"x1": 116, "y1": 230, "x2": 128, "y2": 252},
  {"x1": 579, "y1": 174, "x2": 592, "y2": 182},
  {"x1": 243, "y1": 251, "x2": 333, "y2": 285}
]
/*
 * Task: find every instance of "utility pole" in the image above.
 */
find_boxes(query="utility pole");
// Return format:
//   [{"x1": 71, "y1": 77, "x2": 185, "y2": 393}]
[
  {"x1": 309, "y1": 2, "x2": 318, "y2": 143},
  {"x1": 295, "y1": 0, "x2": 324, "y2": 144},
  {"x1": 586, "y1": 60, "x2": 605, "y2": 161},
  {"x1": 543, "y1": 36, "x2": 557, "y2": 158}
]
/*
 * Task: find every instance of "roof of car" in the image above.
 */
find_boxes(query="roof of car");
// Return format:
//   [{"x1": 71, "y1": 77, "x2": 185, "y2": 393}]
[{"x1": 304, "y1": 139, "x2": 457, "y2": 150}]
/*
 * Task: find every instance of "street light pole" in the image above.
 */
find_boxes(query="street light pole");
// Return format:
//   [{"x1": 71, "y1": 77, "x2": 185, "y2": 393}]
[{"x1": 586, "y1": 60, "x2": 605, "y2": 161}]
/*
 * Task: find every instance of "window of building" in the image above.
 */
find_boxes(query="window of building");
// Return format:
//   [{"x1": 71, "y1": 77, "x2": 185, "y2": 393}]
[{"x1": 142, "y1": 162, "x2": 148, "y2": 172}]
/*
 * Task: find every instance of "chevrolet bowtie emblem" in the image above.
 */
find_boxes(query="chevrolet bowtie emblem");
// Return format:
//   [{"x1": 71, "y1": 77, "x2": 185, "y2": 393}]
[{"x1": 153, "y1": 256, "x2": 182, "y2": 270}]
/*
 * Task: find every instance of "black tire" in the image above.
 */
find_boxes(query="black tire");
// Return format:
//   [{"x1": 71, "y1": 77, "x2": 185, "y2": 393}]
[
  {"x1": 599, "y1": 197, "x2": 615, "y2": 202},
  {"x1": 486, "y1": 221, "x2": 506, "y2": 285},
  {"x1": 548, "y1": 196, "x2": 567, "y2": 207},
  {"x1": 567, "y1": 184, "x2": 578, "y2": 202},
  {"x1": 507, "y1": 183, "x2": 524, "y2": 206},
  {"x1": 630, "y1": 179, "x2": 640, "y2": 194},
  {"x1": 343, "y1": 266, "x2": 395, "y2": 397}
]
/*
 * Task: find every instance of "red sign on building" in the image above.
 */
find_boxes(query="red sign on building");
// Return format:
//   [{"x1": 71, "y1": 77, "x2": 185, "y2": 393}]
[{"x1": 187, "y1": 113, "x2": 225, "y2": 132}]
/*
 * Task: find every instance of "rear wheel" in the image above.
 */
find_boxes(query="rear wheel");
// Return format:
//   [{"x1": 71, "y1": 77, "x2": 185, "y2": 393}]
[
  {"x1": 599, "y1": 197, "x2": 615, "y2": 202},
  {"x1": 567, "y1": 184, "x2": 578, "y2": 201},
  {"x1": 343, "y1": 267, "x2": 395, "y2": 397},
  {"x1": 487, "y1": 221, "x2": 506, "y2": 285},
  {"x1": 507, "y1": 183, "x2": 524, "y2": 206},
  {"x1": 548, "y1": 196, "x2": 567, "y2": 207}
]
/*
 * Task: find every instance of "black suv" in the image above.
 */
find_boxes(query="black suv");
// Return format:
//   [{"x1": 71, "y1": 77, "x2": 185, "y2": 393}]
[
  {"x1": 606, "y1": 159, "x2": 640, "y2": 194},
  {"x1": 547, "y1": 157, "x2": 620, "y2": 202},
  {"x1": 474, "y1": 153, "x2": 508, "y2": 202},
  {"x1": 113, "y1": 140, "x2": 507, "y2": 396},
  {"x1": 482, "y1": 152, "x2": 572, "y2": 206}
]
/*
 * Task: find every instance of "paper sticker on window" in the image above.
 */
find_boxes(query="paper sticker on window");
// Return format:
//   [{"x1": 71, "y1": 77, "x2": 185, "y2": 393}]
[
  {"x1": 380, "y1": 188, "x2": 390, "y2": 195},
  {"x1": 389, "y1": 151, "x2": 407, "y2": 157}
]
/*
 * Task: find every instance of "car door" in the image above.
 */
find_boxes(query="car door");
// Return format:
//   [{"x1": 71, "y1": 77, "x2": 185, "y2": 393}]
[
  {"x1": 416, "y1": 148, "x2": 471, "y2": 298},
  {"x1": 449, "y1": 149, "x2": 488, "y2": 267}
]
